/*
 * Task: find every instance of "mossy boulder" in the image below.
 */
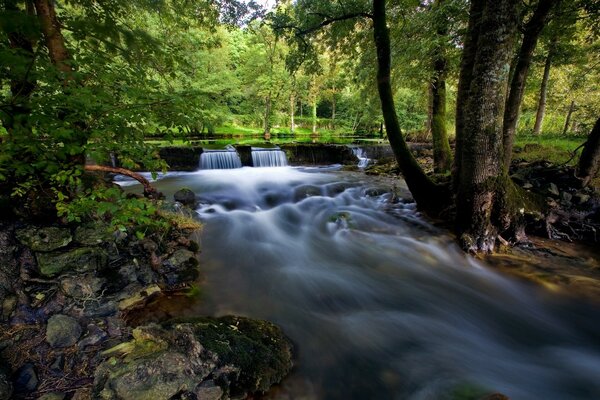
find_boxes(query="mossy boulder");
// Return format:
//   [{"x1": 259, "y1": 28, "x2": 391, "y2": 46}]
[
  {"x1": 93, "y1": 316, "x2": 293, "y2": 399},
  {"x1": 74, "y1": 224, "x2": 113, "y2": 246},
  {"x1": 15, "y1": 226, "x2": 72, "y2": 252},
  {"x1": 36, "y1": 247, "x2": 108, "y2": 277}
]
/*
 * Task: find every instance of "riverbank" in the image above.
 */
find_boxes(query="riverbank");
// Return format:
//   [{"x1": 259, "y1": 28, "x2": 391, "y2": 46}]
[{"x1": 0, "y1": 204, "x2": 293, "y2": 399}]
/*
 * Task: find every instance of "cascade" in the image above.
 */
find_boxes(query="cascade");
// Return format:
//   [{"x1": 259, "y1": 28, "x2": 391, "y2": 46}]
[
  {"x1": 199, "y1": 146, "x2": 242, "y2": 169},
  {"x1": 251, "y1": 147, "x2": 288, "y2": 167},
  {"x1": 350, "y1": 147, "x2": 370, "y2": 168}
]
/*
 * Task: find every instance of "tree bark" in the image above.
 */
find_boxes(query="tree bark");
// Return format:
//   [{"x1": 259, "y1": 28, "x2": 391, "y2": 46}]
[
  {"x1": 453, "y1": 0, "x2": 485, "y2": 192},
  {"x1": 562, "y1": 100, "x2": 575, "y2": 135},
  {"x1": 372, "y1": 0, "x2": 446, "y2": 213},
  {"x1": 430, "y1": 0, "x2": 452, "y2": 173},
  {"x1": 577, "y1": 117, "x2": 600, "y2": 187},
  {"x1": 264, "y1": 94, "x2": 272, "y2": 135},
  {"x1": 84, "y1": 165, "x2": 160, "y2": 198},
  {"x1": 331, "y1": 87, "x2": 336, "y2": 130},
  {"x1": 533, "y1": 43, "x2": 554, "y2": 135},
  {"x1": 290, "y1": 91, "x2": 295, "y2": 134},
  {"x1": 33, "y1": 0, "x2": 73, "y2": 75},
  {"x1": 311, "y1": 96, "x2": 317, "y2": 134},
  {"x1": 502, "y1": 0, "x2": 559, "y2": 169},
  {"x1": 455, "y1": 0, "x2": 520, "y2": 253}
]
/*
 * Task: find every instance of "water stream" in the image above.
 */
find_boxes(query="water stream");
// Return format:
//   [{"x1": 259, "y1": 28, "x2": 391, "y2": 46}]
[{"x1": 117, "y1": 167, "x2": 600, "y2": 400}]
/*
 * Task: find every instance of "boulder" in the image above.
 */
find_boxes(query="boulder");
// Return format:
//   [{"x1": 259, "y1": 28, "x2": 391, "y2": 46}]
[
  {"x1": 36, "y1": 247, "x2": 108, "y2": 277},
  {"x1": 46, "y1": 314, "x2": 82, "y2": 348},
  {"x1": 74, "y1": 224, "x2": 113, "y2": 246},
  {"x1": 15, "y1": 226, "x2": 72, "y2": 252},
  {"x1": 161, "y1": 249, "x2": 199, "y2": 286},
  {"x1": 13, "y1": 363, "x2": 38, "y2": 393},
  {"x1": 94, "y1": 316, "x2": 293, "y2": 399},
  {"x1": 60, "y1": 274, "x2": 105, "y2": 300},
  {"x1": 174, "y1": 188, "x2": 196, "y2": 207}
]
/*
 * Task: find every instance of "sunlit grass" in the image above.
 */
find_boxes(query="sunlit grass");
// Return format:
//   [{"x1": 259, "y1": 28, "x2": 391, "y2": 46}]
[{"x1": 513, "y1": 134, "x2": 587, "y2": 165}]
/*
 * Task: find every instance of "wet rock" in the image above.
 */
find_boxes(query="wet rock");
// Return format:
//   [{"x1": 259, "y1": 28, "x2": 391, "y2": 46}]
[
  {"x1": 94, "y1": 316, "x2": 293, "y2": 399},
  {"x1": 46, "y1": 314, "x2": 82, "y2": 348},
  {"x1": 1, "y1": 295, "x2": 17, "y2": 321},
  {"x1": 118, "y1": 284, "x2": 162, "y2": 311},
  {"x1": 575, "y1": 193, "x2": 591, "y2": 204},
  {"x1": 560, "y1": 191, "x2": 573, "y2": 204},
  {"x1": 74, "y1": 224, "x2": 113, "y2": 246},
  {"x1": 293, "y1": 185, "x2": 322, "y2": 201},
  {"x1": 0, "y1": 363, "x2": 12, "y2": 400},
  {"x1": 162, "y1": 249, "x2": 199, "y2": 286},
  {"x1": 50, "y1": 354, "x2": 65, "y2": 373},
  {"x1": 71, "y1": 387, "x2": 93, "y2": 400},
  {"x1": 60, "y1": 274, "x2": 105, "y2": 300},
  {"x1": 364, "y1": 187, "x2": 391, "y2": 197},
  {"x1": 15, "y1": 226, "x2": 72, "y2": 252},
  {"x1": 14, "y1": 363, "x2": 38, "y2": 393},
  {"x1": 174, "y1": 188, "x2": 197, "y2": 207},
  {"x1": 479, "y1": 394, "x2": 510, "y2": 400},
  {"x1": 36, "y1": 247, "x2": 108, "y2": 277}
]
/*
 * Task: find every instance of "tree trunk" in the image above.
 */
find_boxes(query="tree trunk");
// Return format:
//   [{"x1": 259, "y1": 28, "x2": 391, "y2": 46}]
[
  {"x1": 264, "y1": 94, "x2": 272, "y2": 135},
  {"x1": 33, "y1": 0, "x2": 73, "y2": 75},
  {"x1": 372, "y1": 0, "x2": 446, "y2": 214},
  {"x1": 562, "y1": 100, "x2": 575, "y2": 135},
  {"x1": 430, "y1": 0, "x2": 452, "y2": 173},
  {"x1": 453, "y1": 0, "x2": 485, "y2": 192},
  {"x1": 290, "y1": 92, "x2": 295, "y2": 134},
  {"x1": 455, "y1": 0, "x2": 520, "y2": 253},
  {"x1": 502, "y1": 0, "x2": 558, "y2": 169},
  {"x1": 577, "y1": 117, "x2": 600, "y2": 187},
  {"x1": 533, "y1": 44, "x2": 554, "y2": 135},
  {"x1": 425, "y1": 83, "x2": 433, "y2": 137},
  {"x1": 332, "y1": 88, "x2": 336, "y2": 130},
  {"x1": 311, "y1": 97, "x2": 317, "y2": 134}
]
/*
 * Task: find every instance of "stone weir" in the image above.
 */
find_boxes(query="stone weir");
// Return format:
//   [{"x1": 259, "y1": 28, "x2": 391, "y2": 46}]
[{"x1": 156, "y1": 144, "x2": 398, "y2": 170}]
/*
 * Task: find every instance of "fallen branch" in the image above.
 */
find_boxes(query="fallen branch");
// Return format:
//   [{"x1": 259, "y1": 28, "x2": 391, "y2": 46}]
[{"x1": 84, "y1": 165, "x2": 160, "y2": 198}]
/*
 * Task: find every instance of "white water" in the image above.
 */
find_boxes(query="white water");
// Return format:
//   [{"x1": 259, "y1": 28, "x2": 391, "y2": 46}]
[
  {"x1": 251, "y1": 147, "x2": 289, "y2": 167},
  {"x1": 351, "y1": 147, "x2": 370, "y2": 168},
  {"x1": 199, "y1": 149, "x2": 242, "y2": 169},
  {"x1": 117, "y1": 167, "x2": 600, "y2": 400}
]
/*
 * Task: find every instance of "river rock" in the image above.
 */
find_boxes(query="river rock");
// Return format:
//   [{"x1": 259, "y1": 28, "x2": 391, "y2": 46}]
[
  {"x1": 60, "y1": 274, "x2": 105, "y2": 300},
  {"x1": 39, "y1": 392, "x2": 66, "y2": 400},
  {"x1": 14, "y1": 363, "x2": 38, "y2": 393},
  {"x1": 174, "y1": 188, "x2": 196, "y2": 207},
  {"x1": 161, "y1": 249, "x2": 198, "y2": 286},
  {"x1": 94, "y1": 316, "x2": 293, "y2": 399},
  {"x1": 15, "y1": 226, "x2": 72, "y2": 252},
  {"x1": 36, "y1": 247, "x2": 108, "y2": 277},
  {"x1": 46, "y1": 314, "x2": 82, "y2": 348},
  {"x1": 74, "y1": 224, "x2": 113, "y2": 246},
  {"x1": 118, "y1": 284, "x2": 162, "y2": 311}
]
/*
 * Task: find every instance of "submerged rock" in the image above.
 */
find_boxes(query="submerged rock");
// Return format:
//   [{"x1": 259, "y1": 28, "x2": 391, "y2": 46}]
[
  {"x1": 36, "y1": 247, "x2": 108, "y2": 277},
  {"x1": 15, "y1": 226, "x2": 72, "y2": 252},
  {"x1": 46, "y1": 314, "x2": 82, "y2": 348},
  {"x1": 93, "y1": 316, "x2": 293, "y2": 399},
  {"x1": 174, "y1": 188, "x2": 197, "y2": 207}
]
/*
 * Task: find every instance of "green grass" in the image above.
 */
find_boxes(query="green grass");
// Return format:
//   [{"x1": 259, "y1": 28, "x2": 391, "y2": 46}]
[{"x1": 513, "y1": 134, "x2": 587, "y2": 165}]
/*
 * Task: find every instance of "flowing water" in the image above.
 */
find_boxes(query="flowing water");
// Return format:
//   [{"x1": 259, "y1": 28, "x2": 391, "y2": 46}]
[
  {"x1": 251, "y1": 148, "x2": 289, "y2": 167},
  {"x1": 118, "y1": 167, "x2": 600, "y2": 400},
  {"x1": 350, "y1": 147, "x2": 371, "y2": 169},
  {"x1": 199, "y1": 148, "x2": 243, "y2": 169}
]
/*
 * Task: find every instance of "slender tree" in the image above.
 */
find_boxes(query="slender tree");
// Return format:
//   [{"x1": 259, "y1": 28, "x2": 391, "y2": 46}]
[{"x1": 577, "y1": 117, "x2": 600, "y2": 187}]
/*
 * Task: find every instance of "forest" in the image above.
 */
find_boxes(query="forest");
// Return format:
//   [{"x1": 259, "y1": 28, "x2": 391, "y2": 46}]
[{"x1": 0, "y1": 0, "x2": 599, "y2": 399}]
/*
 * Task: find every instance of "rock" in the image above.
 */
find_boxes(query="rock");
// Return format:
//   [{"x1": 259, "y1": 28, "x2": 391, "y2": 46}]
[
  {"x1": 74, "y1": 224, "x2": 113, "y2": 246},
  {"x1": 39, "y1": 392, "x2": 66, "y2": 400},
  {"x1": 46, "y1": 314, "x2": 82, "y2": 348},
  {"x1": 479, "y1": 394, "x2": 510, "y2": 400},
  {"x1": 15, "y1": 226, "x2": 72, "y2": 252},
  {"x1": 71, "y1": 388, "x2": 93, "y2": 400},
  {"x1": 60, "y1": 274, "x2": 105, "y2": 299},
  {"x1": 94, "y1": 316, "x2": 293, "y2": 399},
  {"x1": 522, "y1": 182, "x2": 533, "y2": 189},
  {"x1": 36, "y1": 247, "x2": 108, "y2": 277},
  {"x1": 575, "y1": 193, "x2": 591, "y2": 205},
  {"x1": 162, "y1": 249, "x2": 198, "y2": 286},
  {"x1": 174, "y1": 188, "x2": 197, "y2": 207},
  {"x1": 1, "y1": 295, "x2": 17, "y2": 321},
  {"x1": 548, "y1": 183, "x2": 560, "y2": 196},
  {"x1": 293, "y1": 185, "x2": 322, "y2": 201},
  {"x1": 0, "y1": 363, "x2": 12, "y2": 400},
  {"x1": 194, "y1": 380, "x2": 223, "y2": 400},
  {"x1": 78, "y1": 324, "x2": 108, "y2": 348},
  {"x1": 118, "y1": 284, "x2": 162, "y2": 311},
  {"x1": 14, "y1": 363, "x2": 38, "y2": 393},
  {"x1": 561, "y1": 191, "x2": 573, "y2": 204}
]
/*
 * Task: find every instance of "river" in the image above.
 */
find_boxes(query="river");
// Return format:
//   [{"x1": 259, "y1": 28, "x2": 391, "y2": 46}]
[{"x1": 118, "y1": 166, "x2": 600, "y2": 400}]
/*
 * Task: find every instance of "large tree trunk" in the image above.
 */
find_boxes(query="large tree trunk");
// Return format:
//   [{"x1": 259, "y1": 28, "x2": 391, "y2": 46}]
[
  {"x1": 577, "y1": 117, "x2": 600, "y2": 187},
  {"x1": 453, "y1": 0, "x2": 485, "y2": 192},
  {"x1": 533, "y1": 43, "x2": 554, "y2": 135},
  {"x1": 502, "y1": 0, "x2": 559, "y2": 169},
  {"x1": 430, "y1": 0, "x2": 452, "y2": 173},
  {"x1": 372, "y1": 0, "x2": 446, "y2": 214},
  {"x1": 455, "y1": 0, "x2": 520, "y2": 253},
  {"x1": 33, "y1": 0, "x2": 72, "y2": 75},
  {"x1": 562, "y1": 100, "x2": 575, "y2": 135}
]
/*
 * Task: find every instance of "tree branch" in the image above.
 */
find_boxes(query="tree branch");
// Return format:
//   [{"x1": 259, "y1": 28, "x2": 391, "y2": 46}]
[{"x1": 84, "y1": 165, "x2": 160, "y2": 198}]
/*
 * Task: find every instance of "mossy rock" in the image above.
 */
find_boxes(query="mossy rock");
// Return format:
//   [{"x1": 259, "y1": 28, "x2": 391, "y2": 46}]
[
  {"x1": 15, "y1": 226, "x2": 72, "y2": 252},
  {"x1": 74, "y1": 224, "x2": 113, "y2": 246},
  {"x1": 94, "y1": 316, "x2": 293, "y2": 400},
  {"x1": 165, "y1": 316, "x2": 293, "y2": 396},
  {"x1": 36, "y1": 247, "x2": 108, "y2": 277}
]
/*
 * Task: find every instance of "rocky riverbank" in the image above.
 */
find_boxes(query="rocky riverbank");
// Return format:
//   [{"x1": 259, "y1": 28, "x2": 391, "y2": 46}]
[{"x1": 0, "y1": 209, "x2": 293, "y2": 399}]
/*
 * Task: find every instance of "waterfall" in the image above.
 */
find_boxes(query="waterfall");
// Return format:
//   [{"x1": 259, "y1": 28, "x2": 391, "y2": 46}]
[
  {"x1": 351, "y1": 147, "x2": 370, "y2": 168},
  {"x1": 200, "y1": 147, "x2": 242, "y2": 169},
  {"x1": 251, "y1": 148, "x2": 288, "y2": 167}
]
